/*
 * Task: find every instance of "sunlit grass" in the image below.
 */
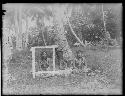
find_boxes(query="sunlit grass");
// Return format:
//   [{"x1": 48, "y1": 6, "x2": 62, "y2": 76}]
[{"x1": 3, "y1": 47, "x2": 122, "y2": 94}]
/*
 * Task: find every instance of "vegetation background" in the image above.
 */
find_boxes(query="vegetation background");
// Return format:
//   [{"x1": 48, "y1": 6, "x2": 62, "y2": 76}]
[{"x1": 2, "y1": 3, "x2": 122, "y2": 94}]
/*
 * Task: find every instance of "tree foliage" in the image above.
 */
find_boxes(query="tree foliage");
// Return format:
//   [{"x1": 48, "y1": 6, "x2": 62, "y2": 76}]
[{"x1": 3, "y1": 4, "x2": 122, "y2": 61}]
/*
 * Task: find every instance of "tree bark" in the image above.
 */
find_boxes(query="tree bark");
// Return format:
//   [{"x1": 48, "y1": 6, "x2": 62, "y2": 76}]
[
  {"x1": 15, "y1": 6, "x2": 22, "y2": 50},
  {"x1": 41, "y1": 29, "x2": 47, "y2": 46},
  {"x1": 102, "y1": 4, "x2": 111, "y2": 42},
  {"x1": 67, "y1": 18, "x2": 85, "y2": 47},
  {"x1": 25, "y1": 15, "x2": 28, "y2": 48},
  {"x1": 65, "y1": 6, "x2": 85, "y2": 47},
  {"x1": 52, "y1": 7, "x2": 74, "y2": 60}
]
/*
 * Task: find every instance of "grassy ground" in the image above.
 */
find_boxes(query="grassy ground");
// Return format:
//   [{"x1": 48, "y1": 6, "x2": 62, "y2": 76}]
[{"x1": 3, "y1": 47, "x2": 122, "y2": 95}]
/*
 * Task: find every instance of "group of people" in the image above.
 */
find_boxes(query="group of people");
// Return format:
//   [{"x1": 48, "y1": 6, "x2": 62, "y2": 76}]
[{"x1": 39, "y1": 50, "x2": 86, "y2": 71}]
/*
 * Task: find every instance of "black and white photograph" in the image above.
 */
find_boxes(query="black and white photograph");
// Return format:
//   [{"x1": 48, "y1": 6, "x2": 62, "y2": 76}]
[{"x1": 2, "y1": 3, "x2": 122, "y2": 95}]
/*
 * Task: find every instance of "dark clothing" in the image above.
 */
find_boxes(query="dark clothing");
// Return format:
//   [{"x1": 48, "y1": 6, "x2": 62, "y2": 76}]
[
  {"x1": 81, "y1": 62, "x2": 85, "y2": 70},
  {"x1": 75, "y1": 62, "x2": 82, "y2": 69},
  {"x1": 75, "y1": 57, "x2": 85, "y2": 70},
  {"x1": 55, "y1": 50, "x2": 63, "y2": 69},
  {"x1": 41, "y1": 55, "x2": 47, "y2": 61},
  {"x1": 40, "y1": 60, "x2": 49, "y2": 71}
]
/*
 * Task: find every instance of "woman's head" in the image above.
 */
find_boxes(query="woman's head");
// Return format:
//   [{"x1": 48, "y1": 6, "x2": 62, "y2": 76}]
[{"x1": 77, "y1": 50, "x2": 83, "y2": 57}]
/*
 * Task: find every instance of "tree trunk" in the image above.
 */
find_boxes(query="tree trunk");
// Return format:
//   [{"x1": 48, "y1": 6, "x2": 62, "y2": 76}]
[
  {"x1": 66, "y1": 6, "x2": 85, "y2": 47},
  {"x1": 67, "y1": 18, "x2": 85, "y2": 47},
  {"x1": 15, "y1": 7, "x2": 22, "y2": 50},
  {"x1": 102, "y1": 4, "x2": 111, "y2": 43},
  {"x1": 53, "y1": 7, "x2": 74, "y2": 60},
  {"x1": 41, "y1": 29, "x2": 47, "y2": 46},
  {"x1": 25, "y1": 15, "x2": 28, "y2": 48}
]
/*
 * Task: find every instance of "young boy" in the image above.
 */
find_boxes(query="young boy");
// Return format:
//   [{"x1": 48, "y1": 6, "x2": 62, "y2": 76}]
[{"x1": 75, "y1": 50, "x2": 86, "y2": 70}]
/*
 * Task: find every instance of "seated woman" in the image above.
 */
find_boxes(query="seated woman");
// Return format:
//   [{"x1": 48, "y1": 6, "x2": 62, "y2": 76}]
[{"x1": 40, "y1": 52, "x2": 49, "y2": 71}]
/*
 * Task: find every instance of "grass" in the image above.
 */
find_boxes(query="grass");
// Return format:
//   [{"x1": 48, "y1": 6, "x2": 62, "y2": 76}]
[{"x1": 3, "y1": 47, "x2": 122, "y2": 94}]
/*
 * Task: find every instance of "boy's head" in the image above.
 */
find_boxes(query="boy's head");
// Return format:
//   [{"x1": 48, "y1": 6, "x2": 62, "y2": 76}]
[{"x1": 77, "y1": 50, "x2": 83, "y2": 57}]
